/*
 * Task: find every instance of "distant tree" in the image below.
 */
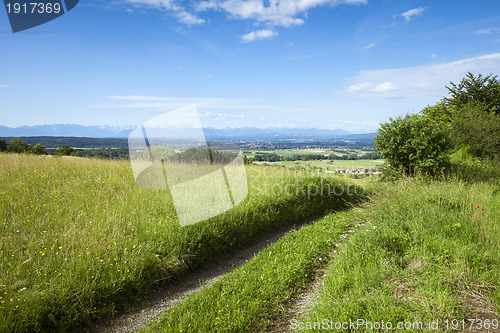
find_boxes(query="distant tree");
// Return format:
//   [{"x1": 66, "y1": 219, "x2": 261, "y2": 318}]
[
  {"x1": 422, "y1": 72, "x2": 500, "y2": 158},
  {"x1": 0, "y1": 138, "x2": 7, "y2": 152},
  {"x1": 55, "y1": 145, "x2": 74, "y2": 156},
  {"x1": 8, "y1": 138, "x2": 32, "y2": 153},
  {"x1": 243, "y1": 156, "x2": 253, "y2": 165},
  {"x1": 32, "y1": 144, "x2": 46, "y2": 155},
  {"x1": 445, "y1": 72, "x2": 500, "y2": 114},
  {"x1": 70, "y1": 151, "x2": 85, "y2": 157},
  {"x1": 374, "y1": 113, "x2": 452, "y2": 176},
  {"x1": 362, "y1": 152, "x2": 383, "y2": 160}
]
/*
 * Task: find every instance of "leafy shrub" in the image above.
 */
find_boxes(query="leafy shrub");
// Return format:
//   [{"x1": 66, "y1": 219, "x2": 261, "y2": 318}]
[{"x1": 374, "y1": 113, "x2": 452, "y2": 176}]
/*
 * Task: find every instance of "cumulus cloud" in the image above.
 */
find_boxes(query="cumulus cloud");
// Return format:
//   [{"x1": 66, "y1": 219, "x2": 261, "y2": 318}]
[
  {"x1": 346, "y1": 81, "x2": 395, "y2": 93},
  {"x1": 124, "y1": 0, "x2": 367, "y2": 29},
  {"x1": 394, "y1": 7, "x2": 425, "y2": 22},
  {"x1": 200, "y1": 0, "x2": 365, "y2": 27},
  {"x1": 241, "y1": 29, "x2": 278, "y2": 42},
  {"x1": 333, "y1": 0, "x2": 367, "y2": 4},
  {"x1": 125, "y1": 0, "x2": 205, "y2": 24},
  {"x1": 343, "y1": 52, "x2": 500, "y2": 99},
  {"x1": 176, "y1": 10, "x2": 205, "y2": 24}
]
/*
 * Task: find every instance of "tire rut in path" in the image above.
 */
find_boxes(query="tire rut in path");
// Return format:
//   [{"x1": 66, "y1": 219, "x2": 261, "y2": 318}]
[
  {"x1": 266, "y1": 223, "x2": 364, "y2": 333},
  {"x1": 84, "y1": 223, "x2": 306, "y2": 333}
]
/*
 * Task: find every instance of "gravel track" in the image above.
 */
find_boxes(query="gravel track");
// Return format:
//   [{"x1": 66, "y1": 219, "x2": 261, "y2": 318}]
[{"x1": 84, "y1": 223, "x2": 303, "y2": 333}]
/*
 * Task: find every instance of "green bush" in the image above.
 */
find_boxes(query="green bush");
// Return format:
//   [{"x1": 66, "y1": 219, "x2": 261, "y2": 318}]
[
  {"x1": 32, "y1": 144, "x2": 46, "y2": 155},
  {"x1": 374, "y1": 113, "x2": 452, "y2": 176},
  {"x1": 55, "y1": 145, "x2": 75, "y2": 156},
  {"x1": 451, "y1": 100, "x2": 500, "y2": 157}
]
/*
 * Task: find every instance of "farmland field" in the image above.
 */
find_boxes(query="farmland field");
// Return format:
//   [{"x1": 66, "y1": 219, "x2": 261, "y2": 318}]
[
  {"x1": 243, "y1": 148, "x2": 375, "y2": 158},
  {"x1": 254, "y1": 159, "x2": 384, "y2": 170}
]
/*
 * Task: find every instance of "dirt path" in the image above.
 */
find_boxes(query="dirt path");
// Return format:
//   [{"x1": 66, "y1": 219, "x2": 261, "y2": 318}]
[
  {"x1": 84, "y1": 223, "x2": 304, "y2": 333},
  {"x1": 266, "y1": 223, "x2": 364, "y2": 333}
]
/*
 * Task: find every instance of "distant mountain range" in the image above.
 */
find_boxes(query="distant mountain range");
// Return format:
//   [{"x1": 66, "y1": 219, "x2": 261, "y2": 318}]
[{"x1": 0, "y1": 124, "x2": 376, "y2": 141}]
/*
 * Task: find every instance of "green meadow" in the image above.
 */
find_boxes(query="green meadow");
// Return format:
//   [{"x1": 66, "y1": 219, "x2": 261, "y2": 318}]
[
  {"x1": 140, "y1": 160, "x2": 499, "y2": 332},
  {"x1": 1, "y1": 152, "x2": 498, "y2": 332},
  {"x1": 0, "y1": 153, "x2": 363, "y2": 332}
]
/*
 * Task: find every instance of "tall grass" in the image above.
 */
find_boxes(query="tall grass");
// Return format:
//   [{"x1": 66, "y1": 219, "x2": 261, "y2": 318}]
[
  {"x1": 0, "y1": 153, "x2": 363, "y2": 332},
  {"x1": 303, "y1": 177, "x2": 500, "y2": 331}
]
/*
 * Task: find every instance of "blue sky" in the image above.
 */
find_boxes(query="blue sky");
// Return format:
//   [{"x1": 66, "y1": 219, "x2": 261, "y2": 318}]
[{"x1": 1, "y1": 0, "x2": 500, "y2": 132}]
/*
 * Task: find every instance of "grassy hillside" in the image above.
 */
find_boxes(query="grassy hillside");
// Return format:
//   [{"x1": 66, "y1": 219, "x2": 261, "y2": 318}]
[
  {"x1": 303, "y1": 175, "x2": 500, "y2": 331},
  {"x1": 0, "y1": 153, "x2": 364, "y2": 332}
]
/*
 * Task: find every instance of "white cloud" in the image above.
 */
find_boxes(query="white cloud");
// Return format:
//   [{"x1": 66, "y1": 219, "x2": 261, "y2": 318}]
[
  {"x1": 125, "y1": 0, "x2": 205, "y2": 25},
  {"x1": 394, "y1": 7, "x2": 425, "y2": 22},
  {"x1": 0, "y1": 84, "x2": 6, "y2": 88},
  {"x1": 364, "y1": 42, "x2": 375, "y2": 49},
  {"x1": 476, "y1": 29, "x2": 493, "y2": 35},
  {"x1": 343, "y1": 52, "x2": 500, "y2": 99},
  {"x1": 176, "y1": 10, "x2": 205, "y2": 24},
  {"x1": 241, "y1": 29, "x2": 278, "y2": 42},
  {"x1": 333, "y1": 0, "x2": 367, "y2": 4},
  {"x1": 124, "y1": 0, "x2": 367, "y2": 29},
  {"x1": 100, "y1": 96, "x2": 271, "y2": 110},
  {"x1": 346, "y1": 81, "x2": 394, "y2": 93},
  {"x1": 475, "y1": 27, "x2": 499, "y2": 35},
  {"x1": 372, "y1": 82, "x2": 395, "y2": 92},
  {"x1": 209, "y1": 0, "x2": 366, "y2": 27}
]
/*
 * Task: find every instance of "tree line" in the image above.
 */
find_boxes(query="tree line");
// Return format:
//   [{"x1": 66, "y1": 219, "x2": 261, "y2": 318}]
[
  {"x1": 0, "y1": 138, "x2": 81, "y2": 156},
  {"x1": 0, "y1": 138, "x2": 129, "y2": 158}
]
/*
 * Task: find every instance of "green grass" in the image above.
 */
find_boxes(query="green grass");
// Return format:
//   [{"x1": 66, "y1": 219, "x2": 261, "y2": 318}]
[
  {"x1": 0, "y1": 153, "x2": 364, "y2": 332},
  {"x1": 142, "y1": 211, "x2": 356, "y2": 333},
  {"x1": 302, "y1": 177, "x2": 500, "y2": 331}
]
